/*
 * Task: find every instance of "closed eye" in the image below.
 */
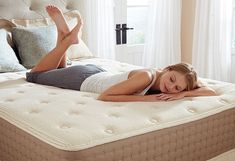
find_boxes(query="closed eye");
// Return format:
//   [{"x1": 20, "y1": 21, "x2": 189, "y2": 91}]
[
  {"x1": 176, "y1": 86, "x2": 182, "y2": 91},
  {"x1": 171, "y1": 74, "x2": 177, "y2": 83}
]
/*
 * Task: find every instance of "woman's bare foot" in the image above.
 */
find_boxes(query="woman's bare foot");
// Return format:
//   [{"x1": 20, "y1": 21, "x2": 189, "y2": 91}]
[
  {"x1": 46, "y1": 5, "x2": 70, "y2": 34},
  {"x1": 63, "y1": 20, "x2": 83, "y2": 45}
]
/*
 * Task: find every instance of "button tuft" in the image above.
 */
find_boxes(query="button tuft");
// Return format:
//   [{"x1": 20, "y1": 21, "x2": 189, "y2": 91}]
[
  {"x1": 69, "y1": 110, "x2": 80, "y2": 115},
  {"x1": 219, "y1": 98, "x2": 228, "y2": 104},
  {"x1": 40, "y1": 100, "x2": 49, "y2": 104},
  {"x1": 149, "y1": 117, "x2": 160, "y2": 124},
  {"x1": 49, "y1": 92, "x2": 57, "y2": 95},
  {"x1": 112, "y1": 104, "x2": 123, "y2": 107},
  {"x1": 187, "y1": 108, "x2": 197, "y2": 113},
  {"x1": 6, "y1": 99, "x2": 14, "y2": 102},
  {"x1": 105, "y1": 129, "x2": 113, "y2": 134},
  {"x1": 29, "y1": 109, "x2": 40, "y2": 114},
  {"x1": 109, "y1": 113, "x2": 119, "y2": 118},
  {"x1": 76, "y1": 102, "x2": 85, "y2": 105},
  {"x1": 60, "y1": 124, "x2": 71, "y2": 129},
  {"x1": 82, "y1": 94, "x2": 91, "y2": 97}
]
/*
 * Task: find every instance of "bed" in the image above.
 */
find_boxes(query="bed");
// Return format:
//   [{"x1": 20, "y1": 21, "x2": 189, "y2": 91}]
[{"x1": 0, "y1": 1, "x2": 235, "y2": 161}]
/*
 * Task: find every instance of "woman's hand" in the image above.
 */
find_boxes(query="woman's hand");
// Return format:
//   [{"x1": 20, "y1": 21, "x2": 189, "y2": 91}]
[
  {"x1": 143, "y1": 93, "x2": 185, "y2": 102},
  {"x1": 154, "y1": 92, "x2": 186, "y2": 101},
  {"x1": 152, "y1": 85, "x2": 217, "y2": 102}
]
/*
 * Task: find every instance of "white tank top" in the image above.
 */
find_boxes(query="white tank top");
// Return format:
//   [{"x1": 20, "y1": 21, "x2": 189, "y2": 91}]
[{"x1": 80, "y1": 69, "x2": 156, "y2": 95}]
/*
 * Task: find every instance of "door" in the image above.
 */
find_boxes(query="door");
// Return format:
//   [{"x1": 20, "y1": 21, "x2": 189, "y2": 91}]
[{"x1": 114, "y1": 0, "x2": 149, "y2": 65}]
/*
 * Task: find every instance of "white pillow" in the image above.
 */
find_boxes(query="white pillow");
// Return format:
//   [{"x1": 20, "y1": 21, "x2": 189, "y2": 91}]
[{"x1": 0, "y1": 29, "x2": 26, "y2": 72}]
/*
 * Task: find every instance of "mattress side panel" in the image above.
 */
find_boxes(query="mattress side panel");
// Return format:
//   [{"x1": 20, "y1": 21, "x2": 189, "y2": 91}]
[{"x1": 1, "y1": 108, "x2": 235, "y2": 161}]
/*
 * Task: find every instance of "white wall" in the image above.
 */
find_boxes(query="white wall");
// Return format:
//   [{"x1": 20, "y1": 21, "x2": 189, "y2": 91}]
[{"x1": 181, "y1": 0, "x2": 196, "y2": 64}]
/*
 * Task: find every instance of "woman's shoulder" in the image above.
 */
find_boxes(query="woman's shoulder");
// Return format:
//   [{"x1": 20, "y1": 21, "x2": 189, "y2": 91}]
[{"x1": 128, "y1": 69, "x2": 154, "y2": 82}]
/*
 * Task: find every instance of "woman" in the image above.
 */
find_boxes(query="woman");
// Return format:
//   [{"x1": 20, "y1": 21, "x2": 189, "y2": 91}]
[{"x1": 26, "y1": 6, "x2": 217, "y2": 102}]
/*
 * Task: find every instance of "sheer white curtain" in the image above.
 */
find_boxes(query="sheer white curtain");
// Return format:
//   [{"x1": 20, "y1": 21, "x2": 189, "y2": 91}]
[
  {"x1": 192, "y1": 0, "x2": 233, "y2": 82},
  {"x1": 83, "y1": 0, "x2": 115, "y2": 59},
  {"x1": 142, "y1": 0, "x2": 182, "y2": 68}
]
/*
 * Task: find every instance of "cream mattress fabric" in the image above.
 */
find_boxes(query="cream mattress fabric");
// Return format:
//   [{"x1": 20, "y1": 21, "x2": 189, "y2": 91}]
[
  {"x1": 208, "y1": 149, "x2": 235, "y2": 161},
  {"x1": 0, "y1": 58, "x2": 235, "y2": 151}
]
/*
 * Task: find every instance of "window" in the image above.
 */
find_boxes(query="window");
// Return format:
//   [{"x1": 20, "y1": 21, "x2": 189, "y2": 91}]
[
  {"x1": 127, "y1": 0, "x2": 149, "y2": 44},
  {"x1": 114, "y1": 0, "x2": 149, "y2": 65}
]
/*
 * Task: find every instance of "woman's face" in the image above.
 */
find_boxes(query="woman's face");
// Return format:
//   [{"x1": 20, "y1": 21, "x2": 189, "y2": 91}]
[{"x1": 159, "y1": 70, "x2": 187, "y2": 94}]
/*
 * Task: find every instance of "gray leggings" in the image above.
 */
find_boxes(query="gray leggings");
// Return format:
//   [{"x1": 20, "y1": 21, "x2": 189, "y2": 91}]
[{"x1": 26, "y1": 64, "x2": 106, "y2": 90}]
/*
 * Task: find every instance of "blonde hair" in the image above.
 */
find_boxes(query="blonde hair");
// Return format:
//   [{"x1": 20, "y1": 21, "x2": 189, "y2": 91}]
[{"x1": 163, "y1": 63, "x2": 198, "y2": 91}]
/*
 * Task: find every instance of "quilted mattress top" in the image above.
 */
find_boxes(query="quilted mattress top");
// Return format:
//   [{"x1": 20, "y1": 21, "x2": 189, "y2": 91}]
[{"x1": 0, "y1": 58, "x2": 235, "y2": 151}]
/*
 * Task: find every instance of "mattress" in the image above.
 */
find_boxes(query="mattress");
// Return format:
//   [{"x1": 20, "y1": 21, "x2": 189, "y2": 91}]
[
  {"x1": 1, "y1": 58, "x2": 235, "y2": 161},
  {"x1": 208, "y1": 149, "x2": 235, "y2": 161}
]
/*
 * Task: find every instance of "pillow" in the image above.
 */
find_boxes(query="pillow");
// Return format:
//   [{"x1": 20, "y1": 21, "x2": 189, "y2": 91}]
[
  {"x1": 0, "y1": 29, "x2": 26, "y2": 72},
  {"x1": 11, "y1": 10, "x2": 93, "y2": 69},
  {"x1": 11, "y1": 25, "x2": 57, "y2": 69},
  {"x1": 0, "y1": 19, "x2": 16, "y2": 48}
]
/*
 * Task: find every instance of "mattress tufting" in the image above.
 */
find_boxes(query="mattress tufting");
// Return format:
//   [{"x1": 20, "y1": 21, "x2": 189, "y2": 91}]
[{"x1": 1, "y1": 58, "x2": 235, "y2": 161}]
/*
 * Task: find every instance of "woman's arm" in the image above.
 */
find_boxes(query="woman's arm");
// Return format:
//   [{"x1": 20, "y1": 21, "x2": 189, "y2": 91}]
[
  {"x1": 98, "y1": 71, "x2": 157, "y2": 102},
  {"x1": 155, "y1": 84, "x2": 217, "y2": 101},
  {"x1": 183, "y1": 80, "x2": 217, "y2": 97},
  {"x1": 183, "y1": 86, "x2": 217, "y2": 97},
  {"x1": 98, "y1": 94, "x2": 163, "y2": 102}
]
